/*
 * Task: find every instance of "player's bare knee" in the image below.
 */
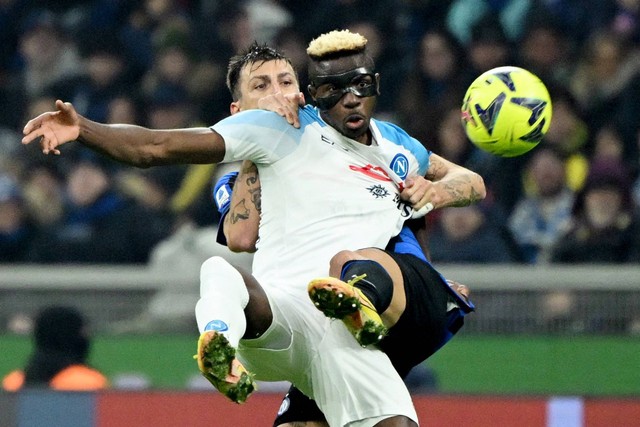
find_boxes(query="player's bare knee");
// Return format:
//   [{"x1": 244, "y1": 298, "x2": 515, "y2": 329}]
[{"x1": 328, "y1": 250, "x2": 363, "y2": 275}]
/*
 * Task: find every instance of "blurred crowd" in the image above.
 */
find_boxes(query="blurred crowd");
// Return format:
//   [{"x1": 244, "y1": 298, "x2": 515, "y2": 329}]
[{"x1": 1, "y1": 0, "x2": 639, "y2": 266}]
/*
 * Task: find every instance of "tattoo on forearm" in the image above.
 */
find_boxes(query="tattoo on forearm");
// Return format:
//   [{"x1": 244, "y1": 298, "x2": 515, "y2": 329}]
[
  {"x1": 443, "y1": 176, "x2": 483, "y2": 207},
  {"x1": 244, "y1": 174, "x2": 262, "y2": 212},
  {"x1": 250, "y1": 188, "x2": 261, "y2": 211},
  {"x1": 230, "y1": 200, "x2": 251, "y2": 223},
  {"x1": 425, "y1": 158, "x2": 445, "y2": 180}
]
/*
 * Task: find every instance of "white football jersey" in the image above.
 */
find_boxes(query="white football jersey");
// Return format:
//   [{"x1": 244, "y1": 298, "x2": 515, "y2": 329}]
[{"x1": 212, "y1": 106, "x2": 431, "y2": 295}]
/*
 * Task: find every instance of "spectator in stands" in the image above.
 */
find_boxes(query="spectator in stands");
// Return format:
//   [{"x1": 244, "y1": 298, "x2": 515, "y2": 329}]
[
  {"x1": 633, "y1": 129, "x2": 640, "y2": 209},
  {"x1": 508, "y1": 148, "x2": 576, "y2": 264},
  {"x1": 0, "y1": 174, "x2": 35, "y2": 262},
  {"x1": 430, "y1": 202, "x2": 520, "y2": 264},
  {"x1": 551, "y1": 158, "x2": 640, "y2": 263},
  {"x1": 243, "y1": 0, "x2": 293, "y2": 45},
  {"x1": 590, "y1": 121, "x2": 637, "y2": 178},
  {"x1": 20, "y1": 161, "x2": 65, "y2": 233},
  {"x1": 570, "y1": 29, "x2": 640, "y2": 167},
  {"x1": 446, "y1": 0, "x2": 532, "y2": 45},
  {"x1": 105, "y1": 95, "x2": 141, "y2": 125},
  {"x1": 2, "y1": 305, "x2": 108, "y2": 391},
  {"x1": 141, "y1": 38, "x2": 195, "y2": 108},
  {"x1": 145, "y1": 84, "x2": 214, "y2": 228},
  {"x1": 542, "y1": 86, "x2": 591, "y2": 191},
  {"x1": 56, "y1": 32, "x2": 135, "y2": 124},
  {"x1": 461, "y1": 17, "x2": 514, "y2": 88},
  {"x1": 16, "y1": 10, "x2": 85, "y2": 98},
  {"x1": 395, "y1": 27, "x2": 467, "y2": 148},
  {"x1": 609, "y1": 0, "x2": 640, "y2": 44},
  {"x1": 27, "y1": 157, "x2": 173, "y2": 263},
  {"x1": 517, "y1": 12, "x2": 575, "y2": 87},
  {"x1": 300, "y1": 0, "x2": 396, "y2": 44}
]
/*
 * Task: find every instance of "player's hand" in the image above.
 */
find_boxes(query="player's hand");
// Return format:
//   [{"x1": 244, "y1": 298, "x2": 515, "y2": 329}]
[
  {"x1": 447, "y1": 280, "x2": 470, "y2": 304},
  {"x1": 401, "y1": 175, "x2": 435, "y2": 215},
  {"x1": 22, "y1": 100, "x2": 80, "y2": 155},
  {"x1": 258, "y1": 92, "x2": 305, "y2": 128}
]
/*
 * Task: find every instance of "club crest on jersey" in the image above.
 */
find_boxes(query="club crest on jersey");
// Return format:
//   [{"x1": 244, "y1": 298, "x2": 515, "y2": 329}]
[
  {"x1": 367, "y1": 184, "x2": 390, "y2": 199},
  {"x1": 204, "y1": 319, "x2": 229, "y2": 332},
  {"x1": 390, "y1": 154, "x2": 409, "y2": 180}
]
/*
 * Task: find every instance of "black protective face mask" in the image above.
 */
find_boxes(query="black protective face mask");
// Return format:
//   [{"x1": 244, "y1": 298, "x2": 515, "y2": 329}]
[{"x1": 310, "y1": 67, "x2": 379, "y2": 110}]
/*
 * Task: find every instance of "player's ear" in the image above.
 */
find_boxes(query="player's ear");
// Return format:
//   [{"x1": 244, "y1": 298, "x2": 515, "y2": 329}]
[
  {"x1": 230, "y1": 101, "x2": 241, "y2": 115},
  {"x1": 375, "y1": 73, "x2": 381, "y2": 96}
]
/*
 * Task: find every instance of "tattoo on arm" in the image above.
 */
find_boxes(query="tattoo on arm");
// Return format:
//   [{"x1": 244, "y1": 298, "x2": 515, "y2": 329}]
[
  {"x1": 425, "y1": 156, "x2": 445, "y2": 181},
  {"x1": 229, "y1": 200, "x2": 251, "y2": 223},
  {"x1": 244, "y1": 175, "x2": 262, "y2": 212},
  {"x1": 250, "y1": 187, "x2": 261, "y2": 211},
  {"x1": 426, "y1": 156, "x2": 484, "y2": 207},
  {"x1": 442, "y1": 177, "x2": 483, "y2": 207}
]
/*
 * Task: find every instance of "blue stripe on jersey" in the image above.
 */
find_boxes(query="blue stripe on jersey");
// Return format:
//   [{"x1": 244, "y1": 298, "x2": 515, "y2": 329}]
[
  {"x1": 299, "y1": 105, "x2": 324, "y2": 127},
  {"x1": 216, "y1": 109, "x2": 298, "y2": 132},
  {"x1": 387, "y1": 226, "x2": 427, "y2": 262},
  {"x1": 213, "y1": 109, "x2": 305, "y2": 164},
  {"x1": 373, "y1": 120, "x2": 431, "y2": 176},
  {"x1": 215, "y1": 105, "x2": 321, "y2": 135}
]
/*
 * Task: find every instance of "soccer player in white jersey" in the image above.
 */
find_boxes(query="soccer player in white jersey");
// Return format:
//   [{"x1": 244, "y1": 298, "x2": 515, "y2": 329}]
[
  {"x1": 214, "y1": 41, "x2": 474, "y2": 427},
  {"x1": 22, "y1": 30, "x2": 485, "y2": 427}
]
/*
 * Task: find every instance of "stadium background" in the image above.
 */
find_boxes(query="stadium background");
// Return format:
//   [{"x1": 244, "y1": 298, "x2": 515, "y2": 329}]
[{"x1": 1, "y1": 1, "x2": 639, "y2": 426}]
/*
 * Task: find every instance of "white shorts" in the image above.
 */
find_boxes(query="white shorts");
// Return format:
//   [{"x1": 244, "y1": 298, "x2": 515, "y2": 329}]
[{"x1": 238, "y1": 286, "x2": 418, "y2": 427}]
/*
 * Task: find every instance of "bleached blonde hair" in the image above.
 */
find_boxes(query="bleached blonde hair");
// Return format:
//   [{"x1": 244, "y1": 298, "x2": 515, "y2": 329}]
[{"x1": 306, "y1": 29, "x2": 368, "y2": 59}]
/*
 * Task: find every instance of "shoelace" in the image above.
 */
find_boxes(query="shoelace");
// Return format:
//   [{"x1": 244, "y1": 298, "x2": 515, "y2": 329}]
[{"x1": 345, "y1": 274, "x2": 377, "y2": 311}]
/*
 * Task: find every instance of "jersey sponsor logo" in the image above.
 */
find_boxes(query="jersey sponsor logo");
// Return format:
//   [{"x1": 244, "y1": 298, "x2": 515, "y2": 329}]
[
  {"x1": 204, "y1": 319, "x2": 229, "y2": 332},
  {"x1": 390, "y1": 154, "x2": 409, "y2": 180},
  {"x1": 349, "y1": 164, "x2": 392, "y2": 182},
  {"x1": 394, "y1": 194, "x2": 413, "y2": 217},
  {"x1": 367, "y1": 184, "x2": 390, "y2": 199}
]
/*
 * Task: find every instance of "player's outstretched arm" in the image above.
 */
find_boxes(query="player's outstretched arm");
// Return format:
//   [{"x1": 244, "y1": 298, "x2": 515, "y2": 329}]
[
  {"x1": 22, "y1": 100, "x2": 226, "y2": 167},
  {"x1": 402, "y1": 154, "x2": 486, "y2": 211}
]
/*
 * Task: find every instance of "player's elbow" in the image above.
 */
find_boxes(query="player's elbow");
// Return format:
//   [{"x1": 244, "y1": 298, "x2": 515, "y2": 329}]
[{"x1": 226, "y1": 234, "x2": 258, "y2": 253}]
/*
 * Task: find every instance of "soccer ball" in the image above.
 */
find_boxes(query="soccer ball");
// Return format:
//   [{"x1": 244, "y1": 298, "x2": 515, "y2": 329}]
[{"x1": 461, "y1": 66, "x2": 552, "y2": 157}]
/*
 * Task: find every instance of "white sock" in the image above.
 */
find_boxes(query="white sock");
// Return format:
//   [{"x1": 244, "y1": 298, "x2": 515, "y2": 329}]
[{"x1": 195, "y1": 256, "x2": 249, "y2": 348}]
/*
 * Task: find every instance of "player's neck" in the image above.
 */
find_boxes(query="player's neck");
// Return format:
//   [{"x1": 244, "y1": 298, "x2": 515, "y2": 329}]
[{"x1": 355, "y1": 130, "x2": 373, "y2": 146}]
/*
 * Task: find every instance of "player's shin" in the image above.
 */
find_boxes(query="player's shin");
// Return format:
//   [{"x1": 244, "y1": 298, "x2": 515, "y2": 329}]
[
  {"x1": 194, "y1": 256, "x2": 256, "y2": 403},
  {"x1": 340, "y1": 260, "x2": 393, "y2": 313},
  {"x1": 196, "y1": 256, "x2": 249, "y2": 346}
]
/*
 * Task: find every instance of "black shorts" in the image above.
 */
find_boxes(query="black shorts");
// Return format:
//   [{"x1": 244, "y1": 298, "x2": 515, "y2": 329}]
[
  {"x1": 380, "y1": 251, "x2": 472, "y2": 378},
  {"x1": 273, "y1": 384, "x2": 326, "y2": 426},
  {"x1": 273, "y1": 252, "x2": 473, "y2": 426}
]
